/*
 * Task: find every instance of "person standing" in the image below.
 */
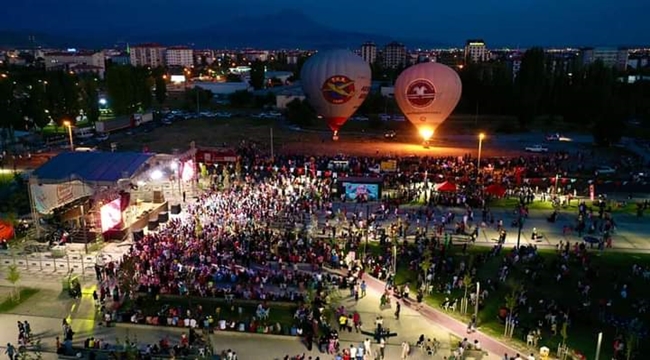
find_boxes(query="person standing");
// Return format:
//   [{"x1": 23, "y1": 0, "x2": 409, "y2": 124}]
[
  {"x1": 363, "y1": 338, "x2": 372, "y2": 358},
  {"x1": 360, "y1": 281, "x2": 367, "y2": 297},
  {"x1": 5, "y1": 343, "x2": 15, "y2": 360},
  {"x1": 379, "y1": 338, "x2": 385, "y2": 359},
  {"x1": 395, "y1": 302, "x2": 401, "y2": 320},
  {"x1": 400, "y1": 341, "x2": 410, "y2": 359}
]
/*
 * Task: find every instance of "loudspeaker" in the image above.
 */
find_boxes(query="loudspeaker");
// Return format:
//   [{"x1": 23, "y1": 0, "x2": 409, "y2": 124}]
[
  {"x1": 132, "y1": 229, "x2": 144, "y2": 242},
  {"x1": 148, "y1": 220, "x2": 159, "y2": 231},
  {"x1": 158, "y1": 212, "x2": 169, "y2": 223},
  {"x1": 171, "y1": 204, "x2": 181, "y2": 215},
  {"x1": 153, "y1": 191, "x2": 164, "y2": 204}
]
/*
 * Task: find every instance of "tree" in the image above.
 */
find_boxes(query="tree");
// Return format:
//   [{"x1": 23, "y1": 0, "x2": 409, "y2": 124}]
[
  {"x1": 462, "y1": 274, "x2": 474, "y2": 314},
  {"x1": 419, "y1": 252, "x2": 432, "y2": 299},
  {"x1": 106, "y1": 65, "x2": 135, "y2": 115},
  {"x1": 5, "y1": 264, "x2": 21, "y2": 301},
  {"x1": 285, "y1": 98, "x2": 316, "y2": 127},
  {"x1": 23, "y1": 82, "x2": 47, "y2": 130},
  {"x1": 154, "y1": 75, "x2": 167, "y2": 105},
  {"x1": 515, "y1": 47, "x2": 547, "y2": 128},
  {"x1": 184, "y1": 87, "x2": 213, "y2": 111},
  {"x1": 80, "y1": 77, "x2": 100, "y2": 123},
  {"x1": 503, "y1": 283, "x2": 521, "y2": 337},
  {"x1": 229, "y1": 90, "x2": 254, "y2": 108},
  {"x1": 249, "y1": 60, "x2": 266, "y2": 90}
]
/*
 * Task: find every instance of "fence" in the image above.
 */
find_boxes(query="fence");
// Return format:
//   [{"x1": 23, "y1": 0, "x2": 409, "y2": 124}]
[{"x1": 0, "y1": 250, "x2": 96, "y2": 275}]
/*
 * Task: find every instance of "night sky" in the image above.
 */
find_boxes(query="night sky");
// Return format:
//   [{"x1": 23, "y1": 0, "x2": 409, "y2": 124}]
[{"x1": 4, "y1": 0, "x2": 649, "y2": 46}]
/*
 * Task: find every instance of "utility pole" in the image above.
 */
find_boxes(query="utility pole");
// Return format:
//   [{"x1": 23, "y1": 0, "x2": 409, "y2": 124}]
[
  {"x1": 516, "y1": 214, "x2": 523, "y2": 248},
  {"x1": 474, "y1": 282, "x2": 480, "y2": 323},
  {"x1": 595, "y1": 332, "x2": 603, "y2": 360},
  {"x1": 270, "y1": 127, "x2": 274, "y2": 160}
]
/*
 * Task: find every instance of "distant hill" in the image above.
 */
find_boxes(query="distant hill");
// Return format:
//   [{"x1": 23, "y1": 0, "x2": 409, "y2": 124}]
[
  {"x1": 0, "y1": 31, "x2": 84, "y2": 48},
  {"x1": 0, "y1": 10, "x2": 450, "y2": 49}
]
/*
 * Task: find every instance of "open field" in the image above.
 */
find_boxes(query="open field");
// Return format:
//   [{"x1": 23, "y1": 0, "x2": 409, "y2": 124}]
[{"x1": 377, "y1": 243, "x2": 650, "y2": 360}]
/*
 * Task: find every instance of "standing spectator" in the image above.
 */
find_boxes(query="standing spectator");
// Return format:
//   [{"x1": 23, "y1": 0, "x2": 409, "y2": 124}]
[{"x1": 5, "y1": 343, "x2": 15, "y2": 360}]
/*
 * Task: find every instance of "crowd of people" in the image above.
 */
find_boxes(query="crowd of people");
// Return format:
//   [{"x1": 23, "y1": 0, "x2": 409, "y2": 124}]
[{"x1": 73, "y1": 144, "x2": 645, "y2": 359}]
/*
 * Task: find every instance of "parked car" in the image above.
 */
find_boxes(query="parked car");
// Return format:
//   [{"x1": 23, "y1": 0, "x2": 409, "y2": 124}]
[
  {"x1": 525, "y1": 144, "x2": 549, "y2": 153},
  {"x1": 379, "y1": 113, "x2": 391, "y2": 121},
  {"x1": 384, "y1": 130, "x2": 397, "y2": 139},
  {"x1": 216, "y1": 112, "x2": 232, "y2": 118},
  {"x1": 594, "y1": 166, "x2": 616, "y2": 176}
]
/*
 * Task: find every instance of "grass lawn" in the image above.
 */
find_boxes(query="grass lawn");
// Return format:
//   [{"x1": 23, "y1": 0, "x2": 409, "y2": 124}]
[
  {"x1": 0, "y1": 288, "x2": 40, "y2": 313},
  {"x1": 380, "y1": 242, "x2": 650, "y2": 360},
  {"x1": 489, "y1": 197, "x2": 641, "y2": 215},
  {"x1": 126, "y1": 294, "x2": 298, "y2": 329}
]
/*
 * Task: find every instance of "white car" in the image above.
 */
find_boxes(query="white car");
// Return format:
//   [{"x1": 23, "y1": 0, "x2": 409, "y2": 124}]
[
  {"x1": 525, "y1": 145, "x2": 549, "y2": 153},
  {"x1": 216, "y1": 112, "x2": 232, "y2": 118},
  {"x1": 594, "y1": 166, "x2": 616, "y2": 176}
]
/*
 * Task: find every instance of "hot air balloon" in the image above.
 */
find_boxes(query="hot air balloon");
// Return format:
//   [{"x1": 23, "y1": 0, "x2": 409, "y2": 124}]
[
  {"x1": 394, "y1": 62, "x2": 462, "y2": 147},
  {"x1": 301, "y1": 49, "x2": 371, "y2": 140}
]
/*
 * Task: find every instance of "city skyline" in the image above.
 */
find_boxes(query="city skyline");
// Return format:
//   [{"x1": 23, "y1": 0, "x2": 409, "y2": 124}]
[{"x1": 1, "y1": 0, "x2": 649, "y2": 48}]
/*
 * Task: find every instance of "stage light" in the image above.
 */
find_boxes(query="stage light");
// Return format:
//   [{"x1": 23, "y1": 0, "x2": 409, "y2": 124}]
[
  {"x1": 150, "y1": 169, "x2": 163, "y2": 180},
  {"x1": 137, "y1": 180, "x2": 146, "y2": 187},
  {"x1": 170, "y1": 161, "x2": 179, "y2": 170}
]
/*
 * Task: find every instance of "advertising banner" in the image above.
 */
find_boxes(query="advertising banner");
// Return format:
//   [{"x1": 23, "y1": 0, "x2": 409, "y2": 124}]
[
  {"x1": 380, "y1": 160, "x2": 397, "y2": 172},
  {"x1": 30, "y1": 181, "x2": 95, "y2": 214}
]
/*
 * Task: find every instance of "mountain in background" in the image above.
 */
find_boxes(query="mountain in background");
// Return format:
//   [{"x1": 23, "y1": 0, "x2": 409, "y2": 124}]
[{"x1": 0, "y1": 9, "x2": 451, "y2": 49}]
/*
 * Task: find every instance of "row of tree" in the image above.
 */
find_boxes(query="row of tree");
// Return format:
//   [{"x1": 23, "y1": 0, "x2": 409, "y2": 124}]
[
  {"x1": 0, "y1": 68, "x2": 100, "y2": 131},
  {"x1": 0, "y1": 64, "x2": 169, "y2": 137}
]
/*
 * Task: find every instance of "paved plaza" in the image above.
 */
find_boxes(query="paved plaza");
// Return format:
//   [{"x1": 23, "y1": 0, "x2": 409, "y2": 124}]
[{"x1": 1, "y1": 197, "x2": 649, "y2": 359}]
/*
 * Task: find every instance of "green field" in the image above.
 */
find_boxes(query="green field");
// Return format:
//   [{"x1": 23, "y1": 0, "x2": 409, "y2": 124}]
[{"x1": 369, "y1": 242, "x2": 650, "y2": 360}]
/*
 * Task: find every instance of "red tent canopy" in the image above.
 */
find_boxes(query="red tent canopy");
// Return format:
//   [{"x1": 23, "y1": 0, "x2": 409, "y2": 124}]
[
  {"x1": 0, "y1": 220, "x2": 14, "y2": 241},
  {"x1": 485, "y1": 184, "x2": 507, "y2": 197},
  {"x1": 435, "y1": 181, "x2": 457, "y2": 192}
]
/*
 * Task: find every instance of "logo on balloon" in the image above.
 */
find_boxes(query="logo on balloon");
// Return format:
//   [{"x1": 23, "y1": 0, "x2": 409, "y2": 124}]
[
  {"x1": 406, "y1": 79, "x2": 436, "y2": 108},
  {"x1": 322, "y1": 75, "x2": 356, "y2": 104}
]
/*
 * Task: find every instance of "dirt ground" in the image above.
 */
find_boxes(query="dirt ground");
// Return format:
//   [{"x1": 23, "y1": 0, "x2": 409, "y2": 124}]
[{"x1": 106, "y1": 117, "x2": 524, "y2": 157}]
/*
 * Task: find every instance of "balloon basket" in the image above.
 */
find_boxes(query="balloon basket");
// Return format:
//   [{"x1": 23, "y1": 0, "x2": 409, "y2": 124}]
[
  {"x1": 332, "y1": 135, "x2": 339, "y2": 141},
  {"x1": 422, "y1": 140, "x2": 431, "y2": 149}
]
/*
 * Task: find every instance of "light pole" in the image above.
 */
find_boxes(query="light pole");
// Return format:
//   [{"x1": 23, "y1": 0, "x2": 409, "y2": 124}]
[
  {"x1": 474, "y1": 281, "x2": 480, "y2": 322},
  {"x1": 595, "y1": 332, "x2": 603, "y2": 360},
  {"x1": 477, "y1": 133, "x2": 485, "y2": 176},
  {"x1": 516, "y1": 214, "x2": 523, "y2": 249},
  {"x1": 63, "y1": 120, "x2": 74, "y2": 151}
]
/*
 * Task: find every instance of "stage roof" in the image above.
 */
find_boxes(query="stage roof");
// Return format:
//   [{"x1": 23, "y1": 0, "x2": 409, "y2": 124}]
[{"x1": 32, "y1": 151, "x2": 153, "y2": 183}]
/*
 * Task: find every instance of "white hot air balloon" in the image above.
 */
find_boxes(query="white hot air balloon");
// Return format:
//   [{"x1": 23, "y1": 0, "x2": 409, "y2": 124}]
[
  {"x1": 301, "y1": 49, "x2": 372, "y2": 140},
  {"x1": 394, "y1": 62, "x2": 462, "y2": 146}
]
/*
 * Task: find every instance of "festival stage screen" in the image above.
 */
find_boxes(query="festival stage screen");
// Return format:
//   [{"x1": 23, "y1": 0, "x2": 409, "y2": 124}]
[
  {"x1": 343, "y1": 183, "x2": 379, "y2": 201},
  {"x1": 100, "y1": 198, "x2": 122, "y2": 232}
]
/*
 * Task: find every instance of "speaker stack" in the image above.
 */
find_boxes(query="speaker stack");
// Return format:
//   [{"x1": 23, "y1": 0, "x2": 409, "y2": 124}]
[{"x1": 158, "y1": 212, "x2": 169, "y2": 223}]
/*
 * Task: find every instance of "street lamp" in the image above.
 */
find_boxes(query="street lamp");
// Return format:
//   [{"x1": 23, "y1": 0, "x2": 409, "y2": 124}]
[
  {"x1": 63, "y1": 120, "x2": 74, "y2": 151},
  {"x1": 516, "y1": 213, "x2": 523, "y2": 249},
  {"x1": 477, "y1": 133, "x2": 485, "y2": 176}
]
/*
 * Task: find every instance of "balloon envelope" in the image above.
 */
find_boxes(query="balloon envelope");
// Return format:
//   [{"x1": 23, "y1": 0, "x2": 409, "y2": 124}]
[
  {"x1": 301, "y1": 49, "x2": 371, "y2": 134},
  {"x1": 394, "y1": 62, "x2": 462, "y2": 140}
]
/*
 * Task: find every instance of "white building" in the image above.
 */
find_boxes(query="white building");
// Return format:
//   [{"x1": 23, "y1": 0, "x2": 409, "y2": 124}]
[
  {"x1": 580, "y1": 47, "x2": 628, "y2": 71},
  {"x1": 43, "y1": 50, "x2": 105, "y2": 72},
  {"x1": 130, "y1": 43, "x2": 166, "y2": 67},
  {"x1": 275, "y1": 87, "x2": 306, "y2": 109},
  {"x1": 383, "y1": 42, "x2": 406, "y2": 68},
  {"x1": 464, "y1": 39, "x2": 488, "y2": 63},
  {"x1": 361, "y1": 42, "x2": 377, "y2": 64},
  {"x1": 166, "y1": 46, "x2": 194, "y2": 68}
]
